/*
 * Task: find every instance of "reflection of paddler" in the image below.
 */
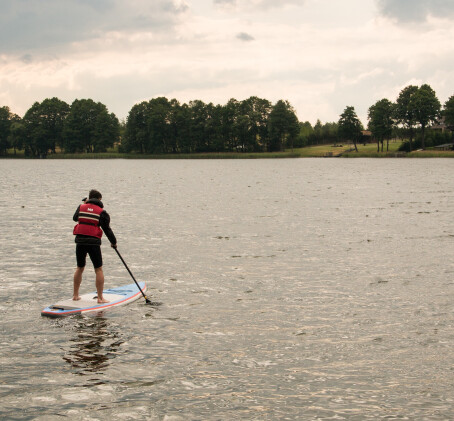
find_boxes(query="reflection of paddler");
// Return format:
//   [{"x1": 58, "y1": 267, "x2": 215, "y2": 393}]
[
  {"x1": 73, "y1": 189, "x2": 117, "y2": 304},
  {"x1": 63, "y1": 318, "x2": 123, "y2": 374}
]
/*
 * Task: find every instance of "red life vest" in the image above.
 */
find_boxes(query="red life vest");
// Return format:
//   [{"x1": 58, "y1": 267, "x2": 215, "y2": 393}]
[{"x1": 73, "y1": 203, "x2": 103, "y2": 238}]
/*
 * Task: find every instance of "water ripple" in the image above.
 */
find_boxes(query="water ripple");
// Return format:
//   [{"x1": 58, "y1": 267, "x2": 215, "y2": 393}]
[{"x1": 1, "y1": 159, "x2": 454, "y2": 420}]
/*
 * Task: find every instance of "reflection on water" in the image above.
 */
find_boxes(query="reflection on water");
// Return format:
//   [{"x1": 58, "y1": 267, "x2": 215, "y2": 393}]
[{"x1": 62, "y1": 317, "x2": 124, "y2": 376}]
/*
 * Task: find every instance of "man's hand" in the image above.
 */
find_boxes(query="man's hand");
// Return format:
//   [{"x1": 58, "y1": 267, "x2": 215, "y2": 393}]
[{"x1": 111, "y1": 243, "x2": 117, "y2": 249}]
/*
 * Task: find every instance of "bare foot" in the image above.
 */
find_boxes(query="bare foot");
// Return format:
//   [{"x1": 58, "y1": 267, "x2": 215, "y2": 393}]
[
  {"x1": 97, "y1": 297, "x2": 109, "y2": 304},
  {"x1": 72, "y1": 296, "x2": 82, "y2": 301}
]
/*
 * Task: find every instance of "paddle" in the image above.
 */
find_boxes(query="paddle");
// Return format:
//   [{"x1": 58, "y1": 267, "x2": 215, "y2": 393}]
[{"x1": 114, "y1": 247, "x2": 152, "y2": 305}]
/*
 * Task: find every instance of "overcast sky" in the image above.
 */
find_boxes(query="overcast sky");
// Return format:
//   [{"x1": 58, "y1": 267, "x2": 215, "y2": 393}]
[{"x1": 1, "y1": 0, "x2": 454, "y2": 125}]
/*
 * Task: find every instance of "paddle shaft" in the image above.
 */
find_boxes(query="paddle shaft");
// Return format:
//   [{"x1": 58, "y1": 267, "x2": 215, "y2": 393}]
[{"x1": 114, "y1": 248, "x2": 151, "y2": 303}]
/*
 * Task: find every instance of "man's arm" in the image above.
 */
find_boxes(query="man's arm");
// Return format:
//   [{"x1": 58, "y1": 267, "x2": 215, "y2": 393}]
[
  {"x1": 73, "y1": 205, "x2": 81, "y2": 222},
  {"x1": 99, "y1": 211, "x2": 117, "y2": 245}
]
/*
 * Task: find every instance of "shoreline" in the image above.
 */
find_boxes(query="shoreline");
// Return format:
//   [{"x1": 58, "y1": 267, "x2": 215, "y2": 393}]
[{"x1": 2, "y1": 143, "x2": 454, "y2": 159}]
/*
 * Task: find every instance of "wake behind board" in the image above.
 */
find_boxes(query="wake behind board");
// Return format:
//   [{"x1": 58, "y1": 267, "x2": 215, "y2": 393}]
[{"x1": 41, "y1": 281, "x2": 146, "y2": 318}]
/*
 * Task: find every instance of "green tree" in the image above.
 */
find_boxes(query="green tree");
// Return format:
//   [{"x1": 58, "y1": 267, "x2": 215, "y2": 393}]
[
  {"x1": 410, "y1": 84, "x2": 441, "y2": 150},
  {"x1": 305, "y1": 120, "x2": 338, "y2": 145},
  {"x1": 242, "y1": 96, "x2": 272, "y2": 152},
  {"x1": 22, "y1": 102, "x2": 45, "y2": 156},
  {"x1": 221, "y1": 99, "x2": 240, "y2": 152},
  {"x1": 338, "y1": 106, "x2": 363, "y2": 152},
  {"x1": 41, "y1": 97, "x2": 70, "y2": 152},
  {"x1": 268, "y1": 100, "x2": 300, "y2": 152},
  {"x1": 299, "y1": 121, "x2": 313, "y2": 147},
  {"x1": 324, "y1": 122, "x2": 339, "y2": 144},
  {"x1": 443, "y1": 95, "x2": 454, "y2": 131},
  {"x1": 94, "y1": 112, "x2": 120, "y2": 152},
  {"x1": 235, "y1": 100, "x2": 254, "y2": 152},
  {"x1": 147, "y1": 97, "x2": 172, "y2": 154},
  {"x1": 22, "y1": 98, "x2": 70, "y2": 157},
  {"x1": 0, "y1": 106, "x2": 13, "y2": 155},
  {"x1": 312, "y1": 119, "x2": 323, "y2": 144},
  {"x1": 188, "y1": 100, "x2": 208, "y2": 153},
  {"x1": 124, "y1": 101, "x2": 151, "y2": 153},
  {"x1": 394, "y1": 85, "x2": 418, "y2": 152},
  {"x1": 64, "y1": 99, "x2": 117, "y2": 153},
  {"x1": 205, "y1": 103, "x2": 224, "y2": 152},
  {"x1": 169, "y1": 100, "x2": 191, "y2": 153},
  {"x1": 9, "y1": 119, "x2": 25, "y2": 155},
  {"x1": 368, "y1": 98, "x2": 394, "y2": 152}
]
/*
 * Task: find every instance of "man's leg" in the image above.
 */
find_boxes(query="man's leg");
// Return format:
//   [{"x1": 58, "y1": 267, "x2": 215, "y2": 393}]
[
  {"x1": 73, "y1": 266, "x2": 84, "y2": 300},
  {"x1": 95, "y1": 267, "x2": 109, "y2": 303},
  {"x1": 74, "y1": 244, "x2": 87, "y2": 300}
]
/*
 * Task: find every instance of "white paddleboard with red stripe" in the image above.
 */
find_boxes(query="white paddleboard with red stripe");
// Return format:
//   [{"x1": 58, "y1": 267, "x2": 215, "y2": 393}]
[{"x1": 41, "y1": 282, "x2": 146, "y2": 317}]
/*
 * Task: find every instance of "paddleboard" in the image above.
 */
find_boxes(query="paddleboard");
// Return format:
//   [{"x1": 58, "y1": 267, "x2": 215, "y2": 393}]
[{"x1": 41, "y1": 281, "x2": 147, "y2": 318}]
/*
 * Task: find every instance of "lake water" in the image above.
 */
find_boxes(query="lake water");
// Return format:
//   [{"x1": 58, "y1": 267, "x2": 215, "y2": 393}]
[{"x1": 0, "y1": 158, "x2": 453, "y2": 420}]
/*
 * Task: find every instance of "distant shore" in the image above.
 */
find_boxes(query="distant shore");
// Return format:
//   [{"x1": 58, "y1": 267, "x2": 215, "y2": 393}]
[{"x1": 3, "y1": 142, "x2": 454, "y2": 159}]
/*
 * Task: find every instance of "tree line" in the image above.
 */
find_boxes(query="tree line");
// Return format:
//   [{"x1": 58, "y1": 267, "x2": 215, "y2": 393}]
[
  {"x1": 338, "y1": 84, "x2": 454, "y2": 153},
  {"x1": 0, "y1": 98, "x2": 120, "y2": 157},
  {"x1": 122, "y1": 97, "x2": 301, "y2": 154},
  {"x1": 0, "y1": 96, "x2": 304, "y2": 156},
  {"x1": 0, "y1": 84, "x2": 453, "y2": 157}
]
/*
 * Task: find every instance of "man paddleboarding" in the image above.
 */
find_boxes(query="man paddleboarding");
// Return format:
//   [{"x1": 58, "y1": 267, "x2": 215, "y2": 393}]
[{"x1": 73, "y1": 189, "x2": 117, "y2": 303}]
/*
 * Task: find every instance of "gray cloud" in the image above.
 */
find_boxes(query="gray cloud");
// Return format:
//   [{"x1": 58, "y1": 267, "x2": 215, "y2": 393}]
[
  {"x1": 0, "y1": 0, "x2": 188, "y2": 53},
  {"x1": 236, "y1": 32, "x2": 255, "y2": 42},
  {"x1": 376, "y1": 0, "x2": 454, "y2": 22},
  {"x1": 214, "y1": 0, "x2": 235, "y2": 5},
  {"x1": 20, "y1": 54, "x2": 33, "y2": 64},
  {"x1": 214, "y1": 0, "x2": 304, "y2": 11}
]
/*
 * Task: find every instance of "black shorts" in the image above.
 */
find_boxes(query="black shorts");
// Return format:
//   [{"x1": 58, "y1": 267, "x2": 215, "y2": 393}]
[{"x1": 76, "y1": 244, "x2": 103, "y2": 269}]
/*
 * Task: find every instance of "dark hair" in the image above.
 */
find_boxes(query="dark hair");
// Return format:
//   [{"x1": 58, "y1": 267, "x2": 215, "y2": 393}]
[{"x1": 88, "y1": 189, "x2": 102, "y2": 200}]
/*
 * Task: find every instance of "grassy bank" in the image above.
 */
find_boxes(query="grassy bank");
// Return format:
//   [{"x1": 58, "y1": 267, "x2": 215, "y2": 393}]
[
  {"x1": 46, "y1": 151, "x2": 304, "y2": 159},
  {"x1": 4, "y1": 141, "x2": 454, "y2": 158}
]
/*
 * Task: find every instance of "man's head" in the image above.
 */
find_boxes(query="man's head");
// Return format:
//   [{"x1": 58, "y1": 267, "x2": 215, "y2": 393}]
[{"x1": 88, "y1": 189, "x2": 102, "y2": 200}]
